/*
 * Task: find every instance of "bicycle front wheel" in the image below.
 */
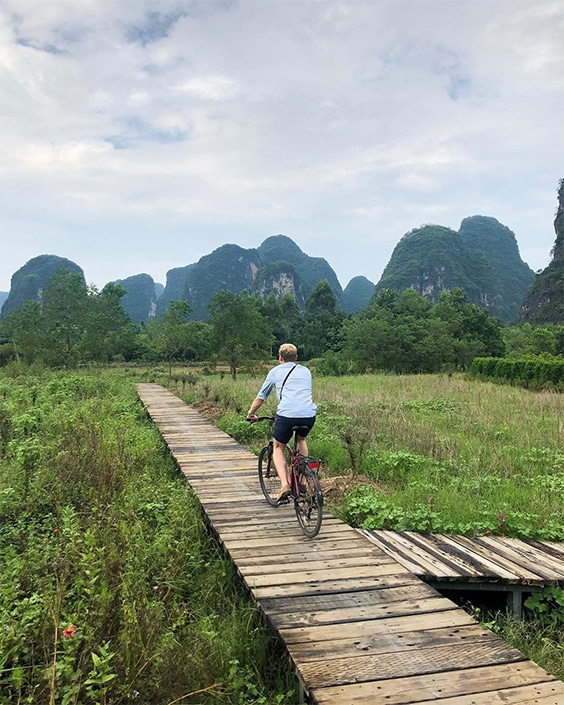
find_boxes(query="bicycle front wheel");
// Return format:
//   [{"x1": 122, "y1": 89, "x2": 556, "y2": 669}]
[
  {"x1": 294, "y1": 466, "x2": 323, "y2": 538},
  {"x1": 258, "y1": 445, "x2": 278, "y2": 506}
]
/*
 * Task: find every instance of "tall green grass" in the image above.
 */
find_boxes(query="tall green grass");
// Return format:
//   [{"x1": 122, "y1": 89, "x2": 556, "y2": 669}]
[
  {"x1": 168, "y1": 365, "x2": 564, "y2": 681},
  {"x1": 175, "y1": 369, "x2": 564, "y2": 540},
  {"x1": 0, "y1": 366, "x2": 298, "y2": 704}
]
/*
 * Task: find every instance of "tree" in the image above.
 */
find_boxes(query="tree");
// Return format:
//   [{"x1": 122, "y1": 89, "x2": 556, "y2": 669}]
[
  {"x1": 208, "y1": 291, "x2": 273, "y2": 379},
  {"x1": 306, "y1": 280, "x2": 337, "y2": 315},
  {"x1": 299, "y1": 280, "x2": 346, "y2": 359},
  {"x1": 41, "y1": 270, "x2": 90, "y2": 367},
  {"x1": 0, "y1": 300, "x2": 43, "y2": 363},
  {"x1": 431, "y1": 288, "x2": 505, "y2": 367},
  {"x1": 81, "y1": 282, "x2": 131, "y2": 362},
  {"x1": 147, "y1": 300, "x2": 194, "y2": 374}
]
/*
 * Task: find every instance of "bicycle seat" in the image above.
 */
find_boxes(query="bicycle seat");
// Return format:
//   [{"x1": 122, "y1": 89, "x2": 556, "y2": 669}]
[{"x1": 291, "y1": 425, "x2": 310, "y2": 434}]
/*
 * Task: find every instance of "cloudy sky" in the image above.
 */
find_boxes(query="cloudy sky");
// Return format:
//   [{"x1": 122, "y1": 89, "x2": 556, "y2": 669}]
[{"x1": 1, "y1": 0, "x2": 562, "y2": 293}]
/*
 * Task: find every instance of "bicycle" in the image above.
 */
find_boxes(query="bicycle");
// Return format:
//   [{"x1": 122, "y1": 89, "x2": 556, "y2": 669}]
[{"x1": 253, "y1": 416, "x2": 323, "y2": 538}]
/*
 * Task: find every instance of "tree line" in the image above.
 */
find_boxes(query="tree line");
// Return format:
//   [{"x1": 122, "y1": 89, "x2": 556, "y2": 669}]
[{"x1": 0, "y1": 269, "x2": 562, "y2": 376}]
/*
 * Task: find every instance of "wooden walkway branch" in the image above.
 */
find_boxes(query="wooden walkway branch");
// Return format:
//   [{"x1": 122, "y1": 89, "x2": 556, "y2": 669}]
[
  {"x1": 358, "y1": 529, "x2": 564, "y2": 618},
  {"x1": 137, "y1": 384, "x2": 564, "y2": 704}
]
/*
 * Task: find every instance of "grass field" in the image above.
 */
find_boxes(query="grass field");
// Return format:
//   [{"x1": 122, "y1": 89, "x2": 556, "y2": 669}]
[
  {"x1": 0, "y1": 365, "x2": 298, "y2": 704},
  {"x1": 178, "y1": 369, "x2": 564, "y2": 540},
  {"x1": 2, "y1": 362, "x2": 563, "y2": 700}
]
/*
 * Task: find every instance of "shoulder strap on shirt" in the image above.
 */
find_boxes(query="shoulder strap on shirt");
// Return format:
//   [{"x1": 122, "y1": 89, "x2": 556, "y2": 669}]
[{"x1": 279, "y1": 364, "x2": 297, "y2": 399}]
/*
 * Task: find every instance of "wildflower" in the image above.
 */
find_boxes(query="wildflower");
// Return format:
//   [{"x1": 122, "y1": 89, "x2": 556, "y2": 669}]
[
  {"x1": 62, "y1": 625, "x2": 77, "y2": 639},
  {"x1": 53, "y1": 528, "x2": 59, "y2": 534},
  {"x1": 152, "y1": 585, "x2": 159, "y2": 591},
  {"x1": 498, "y1": 513, "x2": 505, "y2": 523}
]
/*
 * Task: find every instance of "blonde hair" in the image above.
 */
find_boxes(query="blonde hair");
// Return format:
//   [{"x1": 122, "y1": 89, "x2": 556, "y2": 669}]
[{"x1": 278, "y1": 343, "x2": 298, "y2": 362}]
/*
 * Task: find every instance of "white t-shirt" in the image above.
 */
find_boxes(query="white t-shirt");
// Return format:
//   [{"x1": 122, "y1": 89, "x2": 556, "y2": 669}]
[{"x1": 257, "y1": 362, "x2": 317, "y2": 418}]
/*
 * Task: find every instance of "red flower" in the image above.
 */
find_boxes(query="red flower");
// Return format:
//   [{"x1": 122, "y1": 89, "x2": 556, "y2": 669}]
[{"x1": 62, "y1": 625, "x2": 76, "y2": 639}]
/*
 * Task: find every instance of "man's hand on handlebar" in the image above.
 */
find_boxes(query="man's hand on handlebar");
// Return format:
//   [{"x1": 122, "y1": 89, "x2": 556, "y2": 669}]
[{"x1": 246, "y1": 413, "x2": 259, "y2": 423}]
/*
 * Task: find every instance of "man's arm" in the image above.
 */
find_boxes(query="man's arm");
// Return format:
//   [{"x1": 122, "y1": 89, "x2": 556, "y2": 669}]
[{"x1": 247, "y1": 396, "x2": 264, "y2": 421}]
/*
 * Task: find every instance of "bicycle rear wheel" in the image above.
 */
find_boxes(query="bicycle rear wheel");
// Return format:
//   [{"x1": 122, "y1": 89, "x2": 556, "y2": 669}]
[
  {"x1": 294, "y1": 466, "x2": 323, "y2": 538},
  {"x1": 258, "y1": 445, "x2": 278, "y2": 506}
]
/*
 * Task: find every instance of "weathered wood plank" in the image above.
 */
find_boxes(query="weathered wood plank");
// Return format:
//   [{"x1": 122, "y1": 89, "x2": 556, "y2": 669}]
[
  {"x1": 300, "y1": 638, "x2": 524, "y2": 689},
  {"x1": 259, "y1": 583, "x2": 439, "y2": 615},
  {"x1": 252, "y1": 573, "x2": 422, "y2": 600},
  {"x1": 361, "y1": 530, "x2": 475, "y2": 579},
  {"x1": 311, "y1": 662, "x2": 558, "y2": 705},
  {"x1": 244, "y1": 564, "x2": 412, "y2": 589},
  {"x1": 280, "y1": 609, "x2": 476, "y2": 644},
  {"x1": 478, "y1": 536, "x2": 564, "y2": 580},
  {"x1": 240, "y1": 555, "x2": 395, "y2": 577},
  {"x1": 288, "y1": 623, "x2": 492, "y2": 662},
  {"x1": 269, "y1": 595, "x2": 457, "y2": 630},
  {"x1": 406, "y1": 681, "x2": 564, "y2": 705}
]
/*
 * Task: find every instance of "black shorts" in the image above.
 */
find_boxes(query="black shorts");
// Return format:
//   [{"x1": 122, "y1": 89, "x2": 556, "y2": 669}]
[{"x1": 273, "y1": 415, "x2": 316, "y2": 445}]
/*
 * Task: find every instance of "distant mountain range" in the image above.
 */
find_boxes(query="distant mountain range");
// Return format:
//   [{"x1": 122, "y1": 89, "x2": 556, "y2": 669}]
[
  {"x1": 2, "y1": 206, "x2": 562, "y2": 325},
  {"x1": 521, "y1": 180, "x2": 564, "y2": 325},
  {"x1": 376, "y1": 216, "x2": 535, "y2": 323}
]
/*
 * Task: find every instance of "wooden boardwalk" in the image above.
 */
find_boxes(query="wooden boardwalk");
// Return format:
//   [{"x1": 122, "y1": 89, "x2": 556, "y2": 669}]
[
  {"x1": 359, "y1": 529, "x2": 564, "y2": 617},
  {"x1": 137, "y1": 384, "x2": 564, "y2": 704}
]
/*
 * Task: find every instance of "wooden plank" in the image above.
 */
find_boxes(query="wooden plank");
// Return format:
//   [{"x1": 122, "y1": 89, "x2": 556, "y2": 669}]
[
  {"x1": 252, "y1": 573, "x2": 422, "y2": 600},
  {"x1": 227, "y1": 536, "x2": 375, "y2": 559},
  {"x1": 269, "y1": 595, "x2": 457, "y2": 630},
  {"x1": 299, "y1": 638, "x2": 524, "y2": 689},
  {"x1": 403, "y1": 531, "x2": 502, "y2": 578},
  {"x1": 311, "y1": 662, "x2": 559, "y2": 704},
  {"x1": 289, "y1": 623, "x2": 492, "y2": 662},
  {"x1": 259, "y1": 583, "x2": 439, "y2": 615},
  {"x1": 479, "y1": 536, "x2": 564, "y2": 581},
  {"x1": 361, "y1": 530, "x2": 475, "y2": 579},
  {"x1": 221, "y1": 531, "x2": 368, "y2": 551},
  {"x1": 429, "y1": 535, "x2": 522, "y2": 582},
  {"x1": 280, "y1": 609, "x2": 476, "y2": 644},
  {"x1": 218, "y1": 522, "x2": 348, "y2": 541},
  {"x1": 406, "y1": 681, "x2": 564, "y2": 704},
  {"x1": 235, "y1": 546, "x2": 393, "y2": 568},
  {"x1": 245, "y1": 563, "x2": 412, "y2": 590},
  {"x1": 534, "y1": 540, "x2": 564, "y2": 560},
  {"x1": 240, "y1": 555, "x2": 396, "y2": 577}
]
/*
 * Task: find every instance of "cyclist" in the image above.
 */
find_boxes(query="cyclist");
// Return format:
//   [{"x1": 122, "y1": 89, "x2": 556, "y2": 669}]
[{"x1": 247, "y1": 343, "x2": 317, "y2": 503}]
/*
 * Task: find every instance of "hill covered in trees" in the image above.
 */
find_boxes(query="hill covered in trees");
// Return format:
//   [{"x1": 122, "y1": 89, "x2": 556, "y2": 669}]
[
  {"x1": 1, "y1": 255, "x2": 85, "y2": 318},
  {"x1": 375, "y1": 216, "x2": 535, "y2": 323},
  {"x1": 2, "y1": 204, "x2": 558, "y2": 326},
  {"x1": 521, "y1": 179, "x2": 564, "y2": 324},
  {"x1": 157, "y1": 235, "x2": 343, "y2": 320},
  {"x1": 115, "y1": 273, "x2": 160, "y2": 323}
]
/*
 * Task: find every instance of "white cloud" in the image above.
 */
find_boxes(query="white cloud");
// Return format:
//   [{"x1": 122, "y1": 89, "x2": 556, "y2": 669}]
[{"x1": 0, "y1": 0, "x2": 562, "y2": 292}]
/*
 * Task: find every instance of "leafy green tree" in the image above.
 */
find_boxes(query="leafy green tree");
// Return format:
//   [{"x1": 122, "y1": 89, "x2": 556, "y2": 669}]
[
  {"x1": 41, "y1": 270, "x2": 90, "y2": 367},
  {"x1": 430, "y1": 288, "x2": 505, "y2": 368},
  {"x1": 208, "y1": 291, "x2": 273, "y2": 379},
  {"x1": 0, "y1": 300, "x2": 43, "y2": 363},
  {"x1": 147, "y1": 300, "x2": 194, "y2": 374},
  {"x1": 306, "y1": 279, "x2": 337, "y2": 315},
  {"x1": 300, "y1": 280, "x2": 346, "y2": 359},
  {"x1": 81, "y1": 282, "x2": 131, "y2": 362}
]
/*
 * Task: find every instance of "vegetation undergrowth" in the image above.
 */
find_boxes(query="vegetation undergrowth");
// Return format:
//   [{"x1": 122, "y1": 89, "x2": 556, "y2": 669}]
[
  {"x1": 0, "y1": 365, "x2": 298, "y2": 704},
  {"x1": 169, "y1": 364, "x2": 564, "y2": 681},
  {"x1": 173, "y1": 367, "x2": 564, "y2": 541}
]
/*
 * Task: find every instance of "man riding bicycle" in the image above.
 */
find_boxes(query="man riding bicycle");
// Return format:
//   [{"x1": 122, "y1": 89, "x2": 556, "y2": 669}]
[{"x1": 247, "y1": 343, "x2": 317, "y2": 503}]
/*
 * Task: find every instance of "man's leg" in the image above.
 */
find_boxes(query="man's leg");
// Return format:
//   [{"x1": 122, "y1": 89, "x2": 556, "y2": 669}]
[
  {"x1": 297, "y1": 436, "x2": 309, "y2": 456},
  {"x1": 272, "y1": 439, "x2": 290, "y2": 487}
]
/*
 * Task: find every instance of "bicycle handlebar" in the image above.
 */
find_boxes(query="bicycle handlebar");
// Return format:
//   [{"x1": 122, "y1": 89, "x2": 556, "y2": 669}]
[{"x1": 247, "y1": 415, "x2": 275, "y2": 423}]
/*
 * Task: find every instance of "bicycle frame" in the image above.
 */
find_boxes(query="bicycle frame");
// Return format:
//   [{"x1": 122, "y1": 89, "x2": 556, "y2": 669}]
[{"x1": 254, "y1": 416, "x2": 323, "y2": 538}]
